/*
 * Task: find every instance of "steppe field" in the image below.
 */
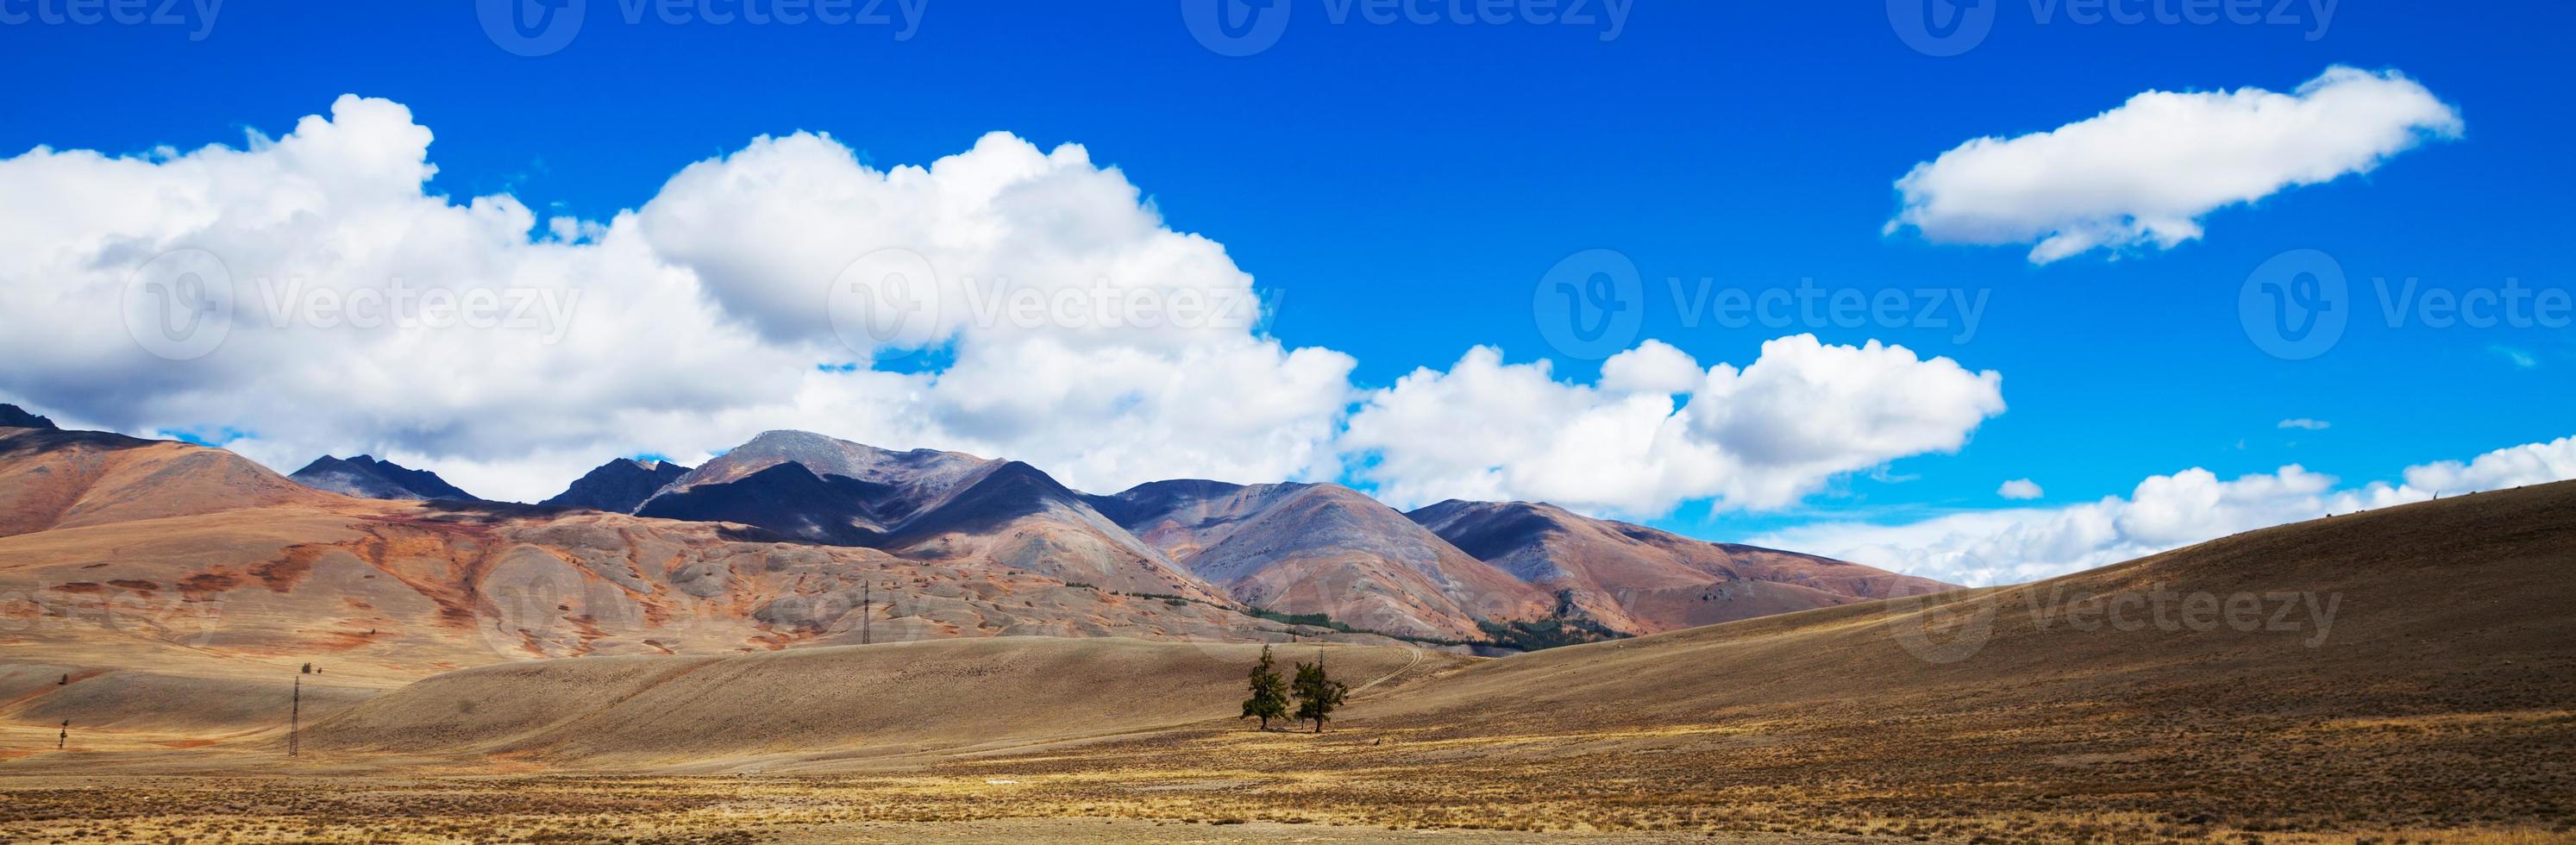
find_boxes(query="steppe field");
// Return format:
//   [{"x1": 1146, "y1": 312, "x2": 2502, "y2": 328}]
[{"x1": 4, "y1": 484, "x2": 2572, "y2": 842}]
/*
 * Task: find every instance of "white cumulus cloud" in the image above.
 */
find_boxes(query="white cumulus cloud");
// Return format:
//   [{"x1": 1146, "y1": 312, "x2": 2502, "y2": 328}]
[
  {"x1": 1755, "y1": 435, "x2": 2576, "y2": 587},
  {"x1": 1889, "y1": 66, "x2": 2463, "y2": 264},
  {"x1": 2401, "y1": 435, "x2": 2576, "y2": 495},
  {"x1": 1996, "y1": 479, "x2": 2043, "y2": 499},
  {"x1": 0, "y1": 95, "x2": 2008, "y2": 516},
  {"x1": 1338, "y1": 335, "x2": 2006, "y2": 517},
  {"x1": 0, "y1": 95, "x2": 1353, "y2": 501}
]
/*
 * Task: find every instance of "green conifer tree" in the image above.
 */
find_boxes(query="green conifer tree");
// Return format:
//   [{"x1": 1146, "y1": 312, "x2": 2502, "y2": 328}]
[
  {"x1": 1240, "y1": 644, "x2": 1289, "y2": 729},
  {"x1": 1291, "y1": 655, "x2": 1350, "y2": 734}
]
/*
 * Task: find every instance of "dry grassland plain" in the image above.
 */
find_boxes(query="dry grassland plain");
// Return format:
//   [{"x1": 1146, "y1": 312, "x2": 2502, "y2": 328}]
[{"x1": 2, "y1": 482, "x2": 2570, "y2": 842}]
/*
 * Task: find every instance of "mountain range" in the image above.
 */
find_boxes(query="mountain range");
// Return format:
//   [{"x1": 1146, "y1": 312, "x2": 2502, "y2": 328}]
[
  {"x1": 601, "y1": 427, "x2": 1955, "y2": 640},
  {"x1": 298, "y1": 478, "x2": 2576, "y2": 817},
  {"x1": 0, "y1": 409, "x2": 1385, "y2": 675},
  {"x1": 538, "y1": 427, "x2": 1954, "y2": 641},
  {"x1": 3, "y1": 398, "x2": 2567, "y2": 842},
  {"x1": 1408, "y1": 498, "x2": 1950, "y2": 633},
  {"x1": 1087, "y1": 480, "x2": 1555, "y2": 640},
  {"x1": 0, "y1": 404, "x2": 1952, "y2": 650},
  {"x1": 9, "y1": 399, "x2": 2566, "y2": 840}
]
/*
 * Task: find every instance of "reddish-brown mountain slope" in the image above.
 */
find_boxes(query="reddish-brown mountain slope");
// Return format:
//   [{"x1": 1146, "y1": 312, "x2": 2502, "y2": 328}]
[
  {"x1": 1091, "y1": 480, "x2": 1553, "y2": 641},
  {"x1": 0, "y1": 432, "x2": 1411, "y2": 691},
  {"x1": 1407, "y1": 498, "x2": 1955, "y2": 634},
  {"x1": 637, "y1": 431, "x2": 1224, "y2": 602},
  {"x1": 0, "y1": 425, "x2": 329, "y2": 539}
]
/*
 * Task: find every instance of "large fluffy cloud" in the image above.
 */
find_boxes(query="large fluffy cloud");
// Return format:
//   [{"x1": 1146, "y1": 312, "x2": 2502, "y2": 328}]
[
  {"x1": 2402, "y1": 436, "x2": 2576, "y2": 494},
  {"x1": 1755, "y1": 435, "x2": 2576, "y2": 587},
  {"x1": 1338, "y1": 336, "x2": 2006, "y2": 516},
  {"x1": 0, "y1": 95, "x2": 1352, "y2": 500},
  {"x1": 1889, "y1": 66, "x2": 2463, "y2": 263},
  {"x1": 0, "y1": 95, "x2": 2013, "y2": 512}
]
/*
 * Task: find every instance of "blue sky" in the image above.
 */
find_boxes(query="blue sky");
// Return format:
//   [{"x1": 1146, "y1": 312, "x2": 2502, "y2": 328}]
[{"x1": 2, "y1": 2, "x2": 2567, "y2": 581}]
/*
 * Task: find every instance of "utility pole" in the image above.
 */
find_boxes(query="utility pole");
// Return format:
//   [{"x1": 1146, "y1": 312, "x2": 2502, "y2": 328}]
[
  {"x1": 288, "y1": 673, "x2": 301, "y2": 758},
  {"x1": 862, "y1": 581, "x2": 873, "y2": 645}
]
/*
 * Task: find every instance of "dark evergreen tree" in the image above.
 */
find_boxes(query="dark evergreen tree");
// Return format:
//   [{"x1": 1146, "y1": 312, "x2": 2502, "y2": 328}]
[
  {"x1": 1240, "y1": 645, "x2": 1289, "y2": 729},
  {"x1": 1291, "y1": 656, "x2": 1350, "y2": 734}
]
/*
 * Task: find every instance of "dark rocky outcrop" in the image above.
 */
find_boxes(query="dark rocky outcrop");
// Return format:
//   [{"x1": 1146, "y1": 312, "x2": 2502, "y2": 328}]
[
  {"x1": 290, "y1": 454, "x2": 479, "y2": 501},
  {"x1": 0, "y1": 404, "x2": 58, "y2": 429},
  {"x1": 539, "y1": 458, "x2": 693, "y2": 513}
]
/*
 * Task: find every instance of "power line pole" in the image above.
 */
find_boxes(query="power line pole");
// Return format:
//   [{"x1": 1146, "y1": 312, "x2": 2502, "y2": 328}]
[
  {"x1": 288, "y1": 673, "x2": 301, "y2": 758},
  {"x1": 862, "y1": 580, "x2": 873, "y2": 645}
]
